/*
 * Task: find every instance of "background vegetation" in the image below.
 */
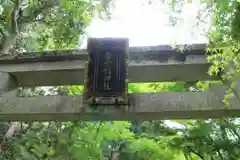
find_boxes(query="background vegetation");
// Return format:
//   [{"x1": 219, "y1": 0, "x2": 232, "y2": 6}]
[{"x1": 1, "y1": 0, "x2": 240, "y2": 159}]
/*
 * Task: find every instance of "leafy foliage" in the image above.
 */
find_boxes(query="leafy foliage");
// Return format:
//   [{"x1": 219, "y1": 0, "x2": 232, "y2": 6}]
[
  {"x1": 0, "y1": 0, "x2": 112, "y2": 54},
  {"x1": 2, "y1": 83, "x2": 240, "y2": 160},
  {"x1": 1, "y1": 0, "x2": 240, "y2": 160}
]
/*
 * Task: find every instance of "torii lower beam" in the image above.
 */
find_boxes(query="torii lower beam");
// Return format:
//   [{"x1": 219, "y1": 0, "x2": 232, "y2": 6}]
[{"x1": 0, "y1": 86, "x2": 239, "y2": 121}]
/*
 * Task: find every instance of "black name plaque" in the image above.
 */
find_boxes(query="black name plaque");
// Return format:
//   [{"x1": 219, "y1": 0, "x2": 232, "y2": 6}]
[{"x1": 83, "y1": 38, "x2": 129, "y2": 105}]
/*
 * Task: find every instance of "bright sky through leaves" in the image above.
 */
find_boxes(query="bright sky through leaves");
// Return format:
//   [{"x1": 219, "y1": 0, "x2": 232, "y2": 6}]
[{"x1": 81, "y1": 0, "x2": 210, "y2": 48}]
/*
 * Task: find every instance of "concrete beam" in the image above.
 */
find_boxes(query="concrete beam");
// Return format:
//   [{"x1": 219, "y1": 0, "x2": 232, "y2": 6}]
[
  {"x1": 0, "y1": 72, "x2": 16, "y2": 92},
  {"x1": 0, "y1": 43, "x2": 207, "y2": 64},
  {"x1": 0, "y1": 86, "x2": 239, "y2": 121},
  {"x1": 0, "y1": 55, "x2": 218, "y2": 87}
]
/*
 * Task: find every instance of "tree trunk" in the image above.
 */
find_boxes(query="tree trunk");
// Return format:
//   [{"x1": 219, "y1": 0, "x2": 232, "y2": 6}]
[{"x1": 0, "y1": 33, "x2": 18, "y2": 55}]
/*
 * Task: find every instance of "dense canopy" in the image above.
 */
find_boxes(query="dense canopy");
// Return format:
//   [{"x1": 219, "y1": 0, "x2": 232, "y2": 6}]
[{"x1": 0, "y1": 0, "x2": 240, "y2": 159}]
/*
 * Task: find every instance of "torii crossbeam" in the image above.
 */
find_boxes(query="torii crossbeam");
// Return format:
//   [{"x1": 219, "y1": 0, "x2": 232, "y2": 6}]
[{"x1": 0, "y1": 40, "x2": 239, "y2": 121}]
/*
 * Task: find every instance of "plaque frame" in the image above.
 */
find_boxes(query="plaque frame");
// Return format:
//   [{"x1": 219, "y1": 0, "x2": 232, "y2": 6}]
[{"x1": 83, "y1": 38, "x2": 129, "y2": 105}]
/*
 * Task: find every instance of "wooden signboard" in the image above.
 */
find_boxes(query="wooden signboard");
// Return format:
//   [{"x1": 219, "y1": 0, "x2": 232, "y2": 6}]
[{"x1": 83, "y1": 38, "x2": 129, "y2": 105}]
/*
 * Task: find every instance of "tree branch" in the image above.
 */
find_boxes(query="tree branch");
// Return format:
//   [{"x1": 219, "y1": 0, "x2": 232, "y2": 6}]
[
  {"x1": 11, "y1": 0, "x2": 21, "y2": 33},
  {"x1": 222, "y1": 119, "x2": 240, "y2": 141},
  {"x1": 0, "y1": 29, "x2": 5, "y2": 37},
  {"x1": 19, "y1": 1, "x2": 55, "y2": 25},
  {"x1": 0, "y1": 0, "x2": 25, "y2": 55},
  {"x1": 0, "y1": 122, "x2": 20, "y2": 151},
  {"x1": 186, "y1": 146, "x2": 204, "y2": 160},
  {"x1": 217, "y1": 150, "x2": 224, "y2": 160}
]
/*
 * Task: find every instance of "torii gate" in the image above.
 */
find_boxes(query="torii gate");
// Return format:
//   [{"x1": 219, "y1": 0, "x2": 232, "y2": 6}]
[{"x1": 0, "y1": 38, "x2": 239, "y2": 121}]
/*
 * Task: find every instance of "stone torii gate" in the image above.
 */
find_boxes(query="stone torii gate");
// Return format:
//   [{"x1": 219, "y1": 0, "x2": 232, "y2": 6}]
[{"x1": 0, "y1": 38, "x2": 239, "y2": 121}]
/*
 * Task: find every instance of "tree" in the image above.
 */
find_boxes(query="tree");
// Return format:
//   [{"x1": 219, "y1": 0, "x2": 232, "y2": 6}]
[
  {"x1": 0, "y1": 0, "x2": 112, "y2": 54},
  {"x1": 1, "y1": 0, "x2": 240, "y2": 159}
]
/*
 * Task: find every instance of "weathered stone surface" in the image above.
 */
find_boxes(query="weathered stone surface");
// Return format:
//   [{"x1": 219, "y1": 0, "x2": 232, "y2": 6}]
[
  {"x1": 0, "y1": 43, "x2": 207, "y2": 64},
  {"x1": 0, "y1": 86, "x2": 239, "y2": 121},
  {"x1": 0, "y1": 72, "x2": 16, "y2": 92},
  {"x1": 0, "y1": 56, "x2": 218, "y2": 87}
]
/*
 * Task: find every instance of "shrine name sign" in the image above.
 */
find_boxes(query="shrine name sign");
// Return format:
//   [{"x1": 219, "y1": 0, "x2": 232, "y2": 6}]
[{"x1": 83, "y1": 38, "x2": 129, "y2": 105}]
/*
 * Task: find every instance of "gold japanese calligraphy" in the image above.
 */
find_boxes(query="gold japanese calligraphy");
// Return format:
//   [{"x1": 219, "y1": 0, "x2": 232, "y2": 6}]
[
  {"x1": 83, "y1": 37, "x2": 129, "y2": 105},
  {"x1": 103, "y1": 52, "x2": 112, "y2": 90}
]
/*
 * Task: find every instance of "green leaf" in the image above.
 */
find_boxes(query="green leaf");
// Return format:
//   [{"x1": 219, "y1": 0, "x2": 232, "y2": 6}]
[{"x1": 0, "y1": 5, "x2": 3, "y2": 15}]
